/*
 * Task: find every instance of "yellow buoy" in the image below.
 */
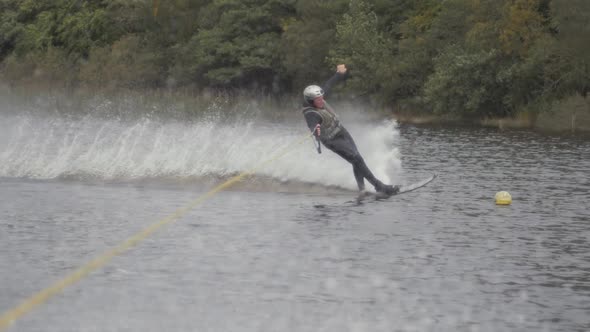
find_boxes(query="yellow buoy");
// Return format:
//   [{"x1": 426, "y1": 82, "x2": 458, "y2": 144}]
[{"x1": 495, "y1": 191, "x2": 512, "y2": 205}]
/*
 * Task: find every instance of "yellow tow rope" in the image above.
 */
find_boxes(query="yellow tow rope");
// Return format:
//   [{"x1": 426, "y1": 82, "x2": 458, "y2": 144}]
[{"x1": 0, "y1": 132, "x2": 312, "y2": 331}]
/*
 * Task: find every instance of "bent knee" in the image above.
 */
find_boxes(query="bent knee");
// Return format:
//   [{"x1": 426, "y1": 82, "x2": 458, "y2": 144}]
[{"x1": 351, "y1": 154, "x2": 364, "y2": 164}]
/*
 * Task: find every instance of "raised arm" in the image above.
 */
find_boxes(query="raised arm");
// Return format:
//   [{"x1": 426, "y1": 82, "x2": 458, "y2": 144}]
[{"x1": 322, "y1": 64, "x2": 349, "y2": 97}]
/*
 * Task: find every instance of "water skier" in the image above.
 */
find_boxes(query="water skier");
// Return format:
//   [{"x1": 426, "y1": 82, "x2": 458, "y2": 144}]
[{"x1": 301, "y1": 64, "x2": 399, "y2": 195}]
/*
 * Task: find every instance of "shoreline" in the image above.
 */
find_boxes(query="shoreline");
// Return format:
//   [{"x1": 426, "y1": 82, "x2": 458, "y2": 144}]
[
  {"x1": 392, "y1": 95, "x2": 590, "y2": 135},
  {"x1": 2, "y1": 82, "x2": 589, "y2": 135}
]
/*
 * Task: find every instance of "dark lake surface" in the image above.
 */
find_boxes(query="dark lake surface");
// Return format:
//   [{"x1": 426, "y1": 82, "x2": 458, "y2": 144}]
[{"x1": 1, "y1": 110, "x2": 589, "y2": 331}]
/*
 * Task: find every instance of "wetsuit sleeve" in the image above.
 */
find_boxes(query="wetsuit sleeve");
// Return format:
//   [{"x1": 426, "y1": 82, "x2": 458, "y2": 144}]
[
  {"x1": 322, "y1": 72, "x2": 348, "y2": 97},
  {"x1": 304, "y1": 111, "x2": 322, "y2": 138}
]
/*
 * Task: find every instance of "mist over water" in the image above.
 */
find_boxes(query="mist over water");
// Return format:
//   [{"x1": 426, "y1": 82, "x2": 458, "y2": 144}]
[{"x1": 0, "y1": 97, "x2": 402, "y2": 190}]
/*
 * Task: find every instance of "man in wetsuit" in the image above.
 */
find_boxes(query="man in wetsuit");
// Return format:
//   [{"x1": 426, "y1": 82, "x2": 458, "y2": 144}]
[{"x1": 302, "y1": 64, "x2": 399, "y2": 195}]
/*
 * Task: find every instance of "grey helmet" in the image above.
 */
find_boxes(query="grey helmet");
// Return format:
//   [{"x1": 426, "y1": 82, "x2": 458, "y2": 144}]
[{"x1": 303, "y1": 85, "x2": 324, "y2": 103}]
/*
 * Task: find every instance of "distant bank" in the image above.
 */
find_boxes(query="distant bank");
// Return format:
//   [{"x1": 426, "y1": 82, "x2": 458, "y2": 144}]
[
  {"x1": 394, "y1": 94, "x2": 590, "y2": 134},
  {"x1": 2, "y1": 82, "x2": 589, "y2": 135}
]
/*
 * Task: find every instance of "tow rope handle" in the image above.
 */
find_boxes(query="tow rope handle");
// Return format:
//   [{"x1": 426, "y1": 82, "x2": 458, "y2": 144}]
[{"x1": 314, "y1": 124, "x2": 321, "y2": 154}]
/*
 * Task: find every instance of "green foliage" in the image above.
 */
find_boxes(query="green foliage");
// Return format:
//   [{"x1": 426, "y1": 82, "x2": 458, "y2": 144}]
[
  {"x1": 409, "y1": 0, "x2": 549, "y2": 116},
  {"x1": 0, "y1": 0, "x2": 589, "y2": 119},
  {"x1": 79, "y1": 34, "x2": 166, "y2": 89},
  {"x1": 545, "y1": 0, "x2": 590, "y2": 98},
  {"x1": 329, "y1": 1, "x2": 393, "y2": 98},
  {"x1": 7, "y1": 0, "x2": 121, "y2": 57},
  {"x1": 379, "y1": 0, "x2": 442, "y2": 107},
  {"x1": 2, "y1": 47, "x2": 76, "y2": 89},
  {"x1": 0, "y1": 5, "x2": 21, "y2": 59},
  {"x1": 279, "y1": 0, "x2": 347, "y2": 91},
  {"x1": 178, "y1": 0, "x2": 293, "y2": 90},
  {"x1": 424, "y1": 47, "x2": 509, "y2": 116}
]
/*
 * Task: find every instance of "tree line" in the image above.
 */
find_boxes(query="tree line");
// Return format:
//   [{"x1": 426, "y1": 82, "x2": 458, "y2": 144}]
[{"x1": 0, "y1": 0, "x2": 588, "y2": 118}]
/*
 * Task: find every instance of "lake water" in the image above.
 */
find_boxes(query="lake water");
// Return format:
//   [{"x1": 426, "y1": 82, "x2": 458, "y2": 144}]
[{"x1": 1, "y1": 107, "x2": 589, "y2": 332}]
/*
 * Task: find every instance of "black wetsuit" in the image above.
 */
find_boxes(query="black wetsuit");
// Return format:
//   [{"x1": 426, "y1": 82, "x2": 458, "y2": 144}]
[{"x1": 302, "y1": 73, "x2": 388, "y2": 192}]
